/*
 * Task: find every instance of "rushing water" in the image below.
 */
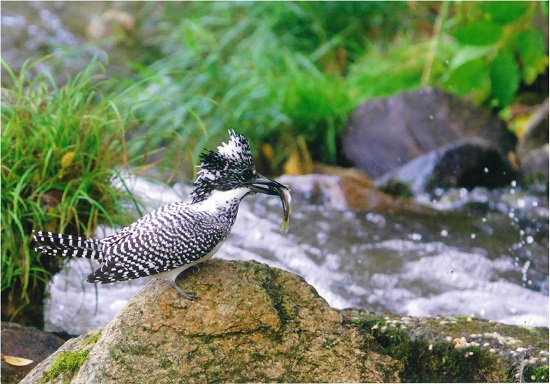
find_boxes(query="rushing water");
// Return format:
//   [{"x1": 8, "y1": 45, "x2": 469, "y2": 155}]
[{"x1": 44, "y1": 174, "x2": 549, "y2": 335}]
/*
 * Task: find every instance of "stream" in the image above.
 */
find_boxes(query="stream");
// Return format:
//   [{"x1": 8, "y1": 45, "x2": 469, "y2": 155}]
[{"x1": 44, "y1": 174, "x2": 548, "y2": 335}]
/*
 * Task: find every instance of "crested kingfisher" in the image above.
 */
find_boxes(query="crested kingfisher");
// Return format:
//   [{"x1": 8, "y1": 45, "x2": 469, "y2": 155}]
[{"x1": 33, "y1": 131, "x2": 291, "y2": 299}]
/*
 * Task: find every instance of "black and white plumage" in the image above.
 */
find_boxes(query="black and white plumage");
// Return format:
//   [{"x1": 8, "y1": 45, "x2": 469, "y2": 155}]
[{"x1": 33, "y1": 130, "x2": 287, "y2": 299}]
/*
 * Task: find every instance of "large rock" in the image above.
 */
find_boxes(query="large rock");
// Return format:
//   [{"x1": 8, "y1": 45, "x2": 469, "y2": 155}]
[
  {"x1": 376, "y1": 138, "x2": 518, "y2": 194},
  {"x1": 344, "y1": 309, "x2": 549, "y2": 383},
  {"x1": 516, "y1": 100, "x2": 549, "y2": 183},
  {"x1": 22, "y1": 260, "x2": 401, "y2": 383},
  {"x1": 516, "y1": 99, "x2": 549, "y2": 161},
  {"x1": 342, "y1": 87, "x2": 517, "y2": 179},
  {"x1": 520, "y1": 145, "x2": 549, "y2": 183}
]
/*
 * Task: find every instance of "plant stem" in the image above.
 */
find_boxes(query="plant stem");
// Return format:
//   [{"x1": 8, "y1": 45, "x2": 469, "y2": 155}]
[{"x1": 421, "y1": 1, "x2": 450, "y2": 86}]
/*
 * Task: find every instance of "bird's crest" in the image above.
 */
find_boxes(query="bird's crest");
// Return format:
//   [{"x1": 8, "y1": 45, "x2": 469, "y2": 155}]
[{"x1": 198, "y1": 130, "x2": 254, "y2": 172}]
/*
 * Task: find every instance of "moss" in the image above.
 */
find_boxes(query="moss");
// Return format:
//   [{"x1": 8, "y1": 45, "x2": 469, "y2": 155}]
[
  {"x1": 348, "y1": 315, "x2": 507, "y2": 382},
  {"x1": 40, "y1": 350, "x2": 89, "y2": 384},
  {"x1": 378, "y1": 179, "x2": 415, "y2": 198},
  {"x1": 374, "y1": 328, "x2": 502, "y2": 382},
  {"x1": 524, "y1": 365, "x2": 549, "y2": 382},
  {"x1": 508, "y1": 363, "x2": 549, "y2": 382},
  {"x1": 79, "y1": 329, "x2": 102, "y2": 347},
  {"x1": 520, "y1": 171, "x2": 549, "y2": 189}
]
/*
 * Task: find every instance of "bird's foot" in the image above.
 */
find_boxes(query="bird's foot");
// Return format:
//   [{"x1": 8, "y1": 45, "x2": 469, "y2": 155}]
[{"x1": 169, "y1": 280, "x2": 198, "y2": 301}]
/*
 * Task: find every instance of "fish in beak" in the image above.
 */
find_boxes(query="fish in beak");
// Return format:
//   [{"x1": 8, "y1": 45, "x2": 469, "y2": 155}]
[{"x1": 249, "y1": 174, "x2": 292, "y2": 232}]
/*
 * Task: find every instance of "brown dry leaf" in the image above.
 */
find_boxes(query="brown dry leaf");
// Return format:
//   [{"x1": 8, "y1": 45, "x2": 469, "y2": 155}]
[{"x1": 2, "y1": 354, "x2": 34, "y2": 366}]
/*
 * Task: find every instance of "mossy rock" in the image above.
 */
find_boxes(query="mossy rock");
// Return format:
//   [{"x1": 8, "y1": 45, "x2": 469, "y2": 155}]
[{"x1": 343, "y1": 309, "x2": 549, "y2": 382}]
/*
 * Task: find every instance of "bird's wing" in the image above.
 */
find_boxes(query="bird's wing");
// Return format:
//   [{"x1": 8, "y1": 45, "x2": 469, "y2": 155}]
[{"x1": 88, "y1": 206, "x2": 229, "y2": 284}]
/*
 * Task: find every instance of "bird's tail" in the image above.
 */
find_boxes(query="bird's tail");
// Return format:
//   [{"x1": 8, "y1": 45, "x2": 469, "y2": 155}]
[{"x1": 32, "y1": 230, "x2": 105, "y2": 262}]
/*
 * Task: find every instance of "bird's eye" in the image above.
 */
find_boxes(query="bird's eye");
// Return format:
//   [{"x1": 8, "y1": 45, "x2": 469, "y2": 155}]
[{"x1": 242, "y1": 169, "x2": 255, "y2": 180}]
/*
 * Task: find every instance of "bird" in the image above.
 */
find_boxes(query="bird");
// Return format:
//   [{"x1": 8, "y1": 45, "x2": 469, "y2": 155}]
[{"x1": 33, "y1": 130, "x2": 289, "y2": 299}]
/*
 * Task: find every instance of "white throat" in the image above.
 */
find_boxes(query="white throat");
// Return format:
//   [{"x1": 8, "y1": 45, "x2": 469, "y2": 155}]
[{"x1": 192, "y1": 187, "x2": 249, "y2": 213}]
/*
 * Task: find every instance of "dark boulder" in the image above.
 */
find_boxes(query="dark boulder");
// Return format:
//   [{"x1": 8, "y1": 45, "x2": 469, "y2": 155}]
[
  {"x1": 376, "y1": 138, "x2": 518, "y2": 194},
  {"x1": 1, "y1": 322, "x2": 66, "y2": 384},
  {"x1": 342, "y1": 87, "x2": 517, "y2": 179}
]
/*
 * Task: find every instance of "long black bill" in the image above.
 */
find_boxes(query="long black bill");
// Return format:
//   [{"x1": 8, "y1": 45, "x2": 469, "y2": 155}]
[{"x1": 248, "y1": 174, "x2": 288, "y2": 196}]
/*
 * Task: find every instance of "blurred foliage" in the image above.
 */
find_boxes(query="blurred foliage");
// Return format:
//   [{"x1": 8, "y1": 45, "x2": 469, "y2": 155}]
[
  {"x1": 110, "y1": 1, "x2": 547, "y2": 173},
  {"x1": 1, "y1": 56, "x2": 141, "y2": 326},
  {"x1": 440, "y1": 1, "x2": 548, "y2": 108}
]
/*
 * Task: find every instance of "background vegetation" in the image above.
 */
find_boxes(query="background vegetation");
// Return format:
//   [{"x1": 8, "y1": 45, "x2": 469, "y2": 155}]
[
  {"x1": 114, "y1": 1, "x2": 548, "y2": 174},
  {"x1": 1, "y1": 56, "x2": 142, "y2": 326}
]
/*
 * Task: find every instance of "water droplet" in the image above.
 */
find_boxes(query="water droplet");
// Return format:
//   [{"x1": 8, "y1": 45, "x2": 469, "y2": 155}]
[
  {"x1": 481, "y1": 217, "x2": 487, "y2": 223},
  {"x1": 484, "y1": 167, "x2": 489, "y2": 173},
  {"x1": 440, "y1": 229, "x2": 449, "y2": 237},
  {"x1": 470, "y1": 233, "x2": 477, "y2": 239},
  {"x1": 526, "y1": 236, "x2": 534, "y2": 244},
  {"x1": 511, "y1": 180, "x2": 517, "y2": 187},
  {"x1": 409, "y1": 233, "x2": 422, "y2": 241}
]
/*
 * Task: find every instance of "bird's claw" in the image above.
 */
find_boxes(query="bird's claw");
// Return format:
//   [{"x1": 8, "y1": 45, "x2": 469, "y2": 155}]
[{"x1": 170, "y1": 281, "x2": 198, "y2": 300}]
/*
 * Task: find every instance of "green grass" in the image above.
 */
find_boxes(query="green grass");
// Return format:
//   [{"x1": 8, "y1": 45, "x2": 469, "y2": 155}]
[{"x1": 1, "y1": 55, "x2": 142, "y2": 326}]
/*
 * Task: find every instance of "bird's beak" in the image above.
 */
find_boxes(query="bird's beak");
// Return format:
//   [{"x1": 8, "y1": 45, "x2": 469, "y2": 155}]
[{"x1": 249, "y1": 174, "x2": 288, "y2": 196}]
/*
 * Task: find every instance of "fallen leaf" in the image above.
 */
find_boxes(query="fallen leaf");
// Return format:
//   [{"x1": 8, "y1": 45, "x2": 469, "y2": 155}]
[{"x1": 2, "y1": 354, "x2": 34, "y2": 366}]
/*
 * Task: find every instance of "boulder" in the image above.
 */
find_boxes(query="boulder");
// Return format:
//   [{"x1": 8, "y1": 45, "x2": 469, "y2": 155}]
[
  {"x1": 342, "y1": 87, "x2": 517, "y2": 179},
  {"x1": 278, "y1": 164, "x2": 435, "y2": 214},
  {"x1": 516, "y1": 100, "x2": 549, "y2": 183},
  {"x1": 516, "y1": 99, "x2": 549, "y2": 161},
  {"x1": 344, "y1": 309, "x2": 549, "y2": 383},
  {"x1": 519, "y1": 145, "x2": 549, "y2": 183},
  {"x1": 376, "y1": 138, "x2": 518, "y2": 194},
  {"x1": 1, "y1": 322, "x2": 66, "y2": 384},
  {"x1": 21, "y1": 260, "x2": 401, "y2": 383}
]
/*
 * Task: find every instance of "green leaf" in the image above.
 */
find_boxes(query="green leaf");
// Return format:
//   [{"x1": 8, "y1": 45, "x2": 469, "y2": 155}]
[
  {"x1": 517, "y1": 29, "x2": 549, "y2": 84},
  {"x1": 490, "y1": 51, "x2": 520, "y2": 107},
  {"x1": 478, "y1": 1, "x2": 529, "y2": 24},
  {"x1": 443, "y1": 58, "x2": 490, "y2": 96},
  {"x1": 453, "y1": 21, "x2": 503, "y2": 46},
  {"x1": 449, "y1": 46, "x2": 495, "y2": 70}
]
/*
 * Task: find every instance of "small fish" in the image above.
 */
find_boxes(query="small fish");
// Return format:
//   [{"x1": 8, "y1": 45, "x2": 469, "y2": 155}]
[{"x1": 277, "y1": 185, "x2": 292, "y2": 232}]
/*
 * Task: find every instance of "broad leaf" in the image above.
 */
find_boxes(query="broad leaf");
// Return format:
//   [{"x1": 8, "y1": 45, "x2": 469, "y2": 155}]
[
  {"x1": 444, "y1": 58, "x2": 489, "y2": 96},
  {"x1": 453, "y1": 21, "x2": 502, "y2": 46},
  {"x1": 490, "y1": 51, "x2": 520, "y2": 107},
  {"x1": 517, "y1": 29, "x2": 549, "y2": 84},
  {"x1": 478, "y1": 1, "x2": 529, "y2": 24}
]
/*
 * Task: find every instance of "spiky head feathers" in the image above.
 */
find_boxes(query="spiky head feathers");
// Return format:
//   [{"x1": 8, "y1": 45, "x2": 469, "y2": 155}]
[
  {"x1": 198, "y1": 130, "x2": 254, "y2": 173},
  {"x1": 191, "y1": 131, "x2": 258, "y2": 202}
]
